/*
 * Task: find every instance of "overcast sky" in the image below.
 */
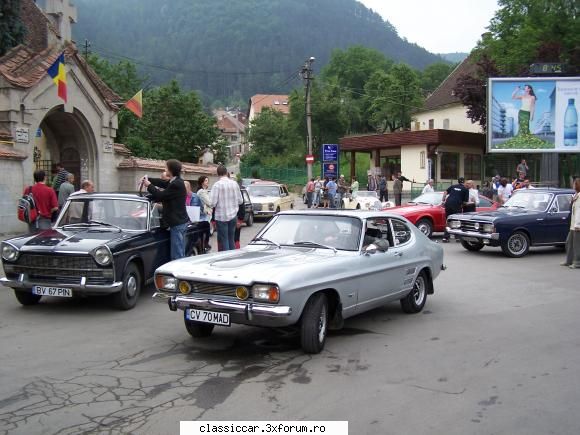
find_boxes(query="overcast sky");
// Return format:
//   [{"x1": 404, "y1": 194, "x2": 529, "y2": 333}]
[{"x1": 359, "y1": 0, "x2": 499, "y2": 53}]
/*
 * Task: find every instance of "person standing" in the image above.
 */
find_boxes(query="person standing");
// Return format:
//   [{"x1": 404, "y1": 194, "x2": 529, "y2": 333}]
[
  {"x1": 378, "y1": 176, "x2": 388, "y2": 202},
  {"x1": 27, "y1": 170, "x2": 58, "y2": 232},
  {"x1": 463, "y1": 180, "x2": 480, "y2": 213},
  {"x1": 52, "y1": 163, "x2": 68, "y2": 195},
  {"x1": 350, "y1": 177, "x2": 359, "y2": 198},
  {"x1": 481, "y1": 181, "x2": 494, "y2": 199},
  {"x1": 392, "y1": 174, "x2": 403, "y2": 206},
  {"x1": 422, "y1": 179, "x2": 435, "y2": 194},
  {"x1": 442, "y1": 177, "x2": 469, "y2": 242},
  {"x1": 211, "y1": 165, "x2": 243, "y2": 251},
  {"x1": 337, "y1": 175, "x2": 348, "y2": 208},
  {"x1": 562, "y1": 178, "x2": 580, "y2": 268},
  {"x1": 142, "y1": 159, "x2": 189, "y2": 260},
  {"x1": 58, "y1": 173, "x2": 75, "y2": 208},
  {"x1": 512, "y1": 85, "x2": 536, "y2": 136},
  {"x1": 197, "y1": 176, "x2": 213, "y2": 252},
  {"x1": 498, "y1": 177, "x2": 514, "y2": 204},
  {"x1": 512, "y1": 172, "x2": 526, "y2": 190},
  {"x1": 306, "y1": 178, "x2": 315, "y2": 209},
  {"x1": 516, "y1": 159, "x2": 529, "y2": 177},
  {"x1": 326, "y1": 177, "x2": 338, "y2": 209},
  {"x1": 313, "y1": 177, "x2": 322, "y2": 208},
  {"x1": 367, "y1": 172, "x2": 378, "y2": 192}
]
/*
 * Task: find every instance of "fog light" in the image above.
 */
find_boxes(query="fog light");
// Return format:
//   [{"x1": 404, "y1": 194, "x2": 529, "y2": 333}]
[
  {"x1": 178, "y1": 281, "x2": 191, "y2": 295},
  {"x1": 236, "y1": 286, "x2": 249, "y2": 300}
]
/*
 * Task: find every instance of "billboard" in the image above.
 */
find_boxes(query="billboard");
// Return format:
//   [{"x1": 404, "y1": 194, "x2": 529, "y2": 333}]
[{"x1": 488, "y1": 77, "x2": 580, "y2": 153}]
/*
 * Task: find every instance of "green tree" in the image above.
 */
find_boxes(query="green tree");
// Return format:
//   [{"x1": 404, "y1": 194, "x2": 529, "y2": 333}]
[
  {"x1": 421, "y1": 62, "x2": 455, "y2": 93},
  {"x1": 125, "y1": 80, "x2": 218, "y2": 162},
  {"x1": 0, "y1": 0, "x2": 25, "y2": 57}
]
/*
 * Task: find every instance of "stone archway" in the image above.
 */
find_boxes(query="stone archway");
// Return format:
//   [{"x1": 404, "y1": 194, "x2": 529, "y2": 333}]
[{"x1": 37, "y1": 106, "x2": 98, "y2": 190}]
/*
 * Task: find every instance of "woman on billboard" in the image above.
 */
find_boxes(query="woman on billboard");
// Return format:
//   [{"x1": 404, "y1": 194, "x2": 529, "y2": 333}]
[{"x1": 512, "y1": 84, "x2": 536, "y2": 135}]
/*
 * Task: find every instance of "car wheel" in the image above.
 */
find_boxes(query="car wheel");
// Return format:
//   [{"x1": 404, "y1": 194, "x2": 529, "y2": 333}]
[
  {"x1": 13, "y1": 289, "x2": 42, "y2": 306},
  {"x1": 416, "y1": 219, "x2": 433, "y2": 238},
  {"x1": 112, "y1": 262, "x2": 141, "y2": 310},
  {"x1": 400, "y1": 271, "x2": 429, "y2": 314},
  {"x1": 246, "y1": 212, "x2": 254, "y2": 227},
  {"x1": 461, "y1": 239, "x2": 485, "y2": 251},
  {"x1": 300, "y1": 293, "x2": 328, "y2": 354},
  {"x1": 184, "y1": 311, "x2": 215, "y2": 338},
  {"x1": 276, "y1": 206, "x2": 280, "y2": 213},
  {"x1": 501, "y1": 231, "x2": 530, "y2": 258}
]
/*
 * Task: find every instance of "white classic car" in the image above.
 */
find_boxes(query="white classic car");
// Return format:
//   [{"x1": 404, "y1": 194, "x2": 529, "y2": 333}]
[
  {"x1": 342, "y1": 190, "x2": 383, "y2": 210},
  {"x1": 153, "y1": 210, "x2": 445, "y2": 354}
]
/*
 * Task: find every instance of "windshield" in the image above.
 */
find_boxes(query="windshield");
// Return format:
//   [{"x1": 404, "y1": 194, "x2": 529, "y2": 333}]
[
  {"x1": 503, "y1": 191, "x2": 553, "y2": 212},
  {"x1": 248, "y1": 185, "x2": 280, "y2": 197},
  {"x1": 57, "y1": 198, "x2": 149, "y2": 230},
  {"x1": 410, "y1": 192, "x2": 442, "y2": 205},
  {"x1": 254, "y1": 214, "x2": 363, "y2": 251}
]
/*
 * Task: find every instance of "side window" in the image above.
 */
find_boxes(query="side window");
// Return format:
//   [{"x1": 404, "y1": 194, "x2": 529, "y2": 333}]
[
  {"x1": 556, "y1": 194, "x2": 572, "y2": 212},
  {"x1": 390, "y1": 219, "x2": 412, "y2": 246},
  {"x1": 150, "y1": 203, "x2": 162, "y2": 228},
  {"x1": 363, "y1": 218, "x2": 392, "y2": 248},
  {"x1": 242, "y1": 191, "x2": 250, "y2": 204}
]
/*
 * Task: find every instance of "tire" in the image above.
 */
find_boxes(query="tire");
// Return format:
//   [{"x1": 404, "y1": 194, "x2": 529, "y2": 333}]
[
  {"x1": 246, "y1": 212, "x2": 254, "y2": 227},
  {"x1": 112, "y1": 262, "x2": 141, "y2": 310},
  {"x1": 501, "y1": 231, "x2": 530, "y2": 258},
  {"x1": 14, "y1": 289, "x2": 42, "y2": 306},
  {"x1": 184, "y1": 311, "x2": 215, "y2": 338},
  {"x1": 416, "y1": 219, "x2": 433, "y2": 238},
  {"x1": 461, "y1": 239, "x2": 485, "y2": 251},
  {"x1": 276, "y1": 206, "x2": 280, "y2": 213},
  {"x1": 300, "y1": 293, "x2": 329, "y2": 354},
  {"x1": 400, "y1": 271, "x2": 429, "y2": 314}
]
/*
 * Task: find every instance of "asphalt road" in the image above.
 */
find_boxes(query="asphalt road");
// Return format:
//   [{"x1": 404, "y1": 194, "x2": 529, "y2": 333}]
[{"x1": 1, "y1": 209, "x2": 580, "y2": 434}]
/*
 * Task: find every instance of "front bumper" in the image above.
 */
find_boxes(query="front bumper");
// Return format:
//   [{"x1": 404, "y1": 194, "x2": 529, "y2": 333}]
[
  {"x1": 446, "y1": 228, "x2": 500, "y2": 241},
  {"x1": 0, "y1": 274, "x2": 123, "y2": 295},
  {"x1": 153, "y1": 292, "x2": 293, "y2": 322},
  {"x1": 253, "y1": 210, "x2": 276, "y2": 216}
]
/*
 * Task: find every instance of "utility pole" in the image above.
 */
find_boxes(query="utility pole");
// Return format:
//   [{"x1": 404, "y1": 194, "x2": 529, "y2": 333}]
[
  {"x1": 301, "y1": 57, "x2": 315, "y2": 180},
  {"x1": 83, "y1": 39, "x2": 91, "y2": 58}
]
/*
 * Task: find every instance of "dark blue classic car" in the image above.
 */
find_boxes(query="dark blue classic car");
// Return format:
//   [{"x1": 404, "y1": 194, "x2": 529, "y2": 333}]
[
  {"x1": 446, "y1": 188, "x2": 574, "y2": 258},
  {"x1": 1, "y1": 193, "x2": 206, "y2": 309}
]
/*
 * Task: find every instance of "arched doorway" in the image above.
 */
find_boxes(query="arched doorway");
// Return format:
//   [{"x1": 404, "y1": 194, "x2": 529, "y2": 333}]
[{"x1": 35, "y1": 106, "x2": 97, "y2": 190}]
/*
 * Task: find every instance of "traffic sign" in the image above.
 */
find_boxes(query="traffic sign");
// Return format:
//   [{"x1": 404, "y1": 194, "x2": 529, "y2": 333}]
[
  {"x1": 322, "y1": 144, "x2": 338, "y2": 161},
  {"x1": 305, "y1": 154, "x2": 315, "y2": 163}
]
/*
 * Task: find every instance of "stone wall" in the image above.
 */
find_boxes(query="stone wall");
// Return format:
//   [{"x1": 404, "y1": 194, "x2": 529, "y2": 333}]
[{"x1": 0, "y1": 159, "x2": 28, "y2": 235}]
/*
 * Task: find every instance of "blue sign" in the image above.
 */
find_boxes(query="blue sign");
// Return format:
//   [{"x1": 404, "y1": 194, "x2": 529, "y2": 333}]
[
  {"x1": 322, "y1": 144, "x2": 339, "y2": 162},
  {"x1": 323, "y1": 162, "x2": 338, "y2": 180}
]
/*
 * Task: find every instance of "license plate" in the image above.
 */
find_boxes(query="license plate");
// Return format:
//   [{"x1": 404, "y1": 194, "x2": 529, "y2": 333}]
[
  {"x1": 186, "y1": 308, "x2": 230, "y2": 326},
  {"x1": 462, "y1": 237, "x2": 480, "y2": 243},
  {"x1": 32, "y1": 286, "x2": 73, "y2": 297}
]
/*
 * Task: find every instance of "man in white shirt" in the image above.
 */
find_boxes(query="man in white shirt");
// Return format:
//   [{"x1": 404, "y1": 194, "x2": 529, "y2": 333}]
[
  {"x1": 210, "y1": 165, "x2": 243, "y2": 251},
  {"x1": 497, "y1": 177, "x2": 514, "y2": 204},
  {"x1": 422, "y1": 179, "x2": 434, "y2": 194}
]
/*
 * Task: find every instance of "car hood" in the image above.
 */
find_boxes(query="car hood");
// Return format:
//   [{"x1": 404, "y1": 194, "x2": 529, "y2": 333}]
[
  {"x1": 249, "y1": 196, "x2": 280, "y2": 203},
  {"x1": 388, "y1": 204, "x2": 437, "y2": 214},
  {"x1": 8, "y1": 228, "x2": 131, "y2": 254},
  {"x1": 451, "y1": 208, "x2": 542, "y2": 222},
  {"x1": 158, "y1": 244, "x2": 348, "y2": 285}
]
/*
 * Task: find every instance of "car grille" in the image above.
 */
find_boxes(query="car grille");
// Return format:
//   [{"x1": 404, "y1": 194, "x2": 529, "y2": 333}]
[
  {"x1": 460, "y1": 221, "x2": 485, "y2": 232},
  {"x1": 252, "y1": 203, "x2": 262, "y2": 211},
  {"x1": 187, "y1": 281, "x2": 237, "y2": 297},
  {"x1": 10, "y1": 254, "x2": 113, "y2": 285}
]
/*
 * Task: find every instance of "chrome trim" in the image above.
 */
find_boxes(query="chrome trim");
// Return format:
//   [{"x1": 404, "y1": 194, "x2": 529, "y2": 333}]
[
  {"x1": 113, "y1": 240, "x2": 165, "y2": 256},
  {"x1": 1, "y1": 276, "x2": 123, "y2": 294},
  {"x1": 446, "y1": 228, "x2": 500, "y2": 240},
  {"x1": 153, "y1": 293, "x2": 292, "y2": 317}
]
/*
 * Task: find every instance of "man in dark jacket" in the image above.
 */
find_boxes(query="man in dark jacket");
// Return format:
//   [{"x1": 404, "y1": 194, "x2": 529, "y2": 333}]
[
  {"x1": 441, "y1": 177, "x2": 469, "y2": 243},
  {"x1": 142, "y1": 159, "x2": 189, "y2": 260}
]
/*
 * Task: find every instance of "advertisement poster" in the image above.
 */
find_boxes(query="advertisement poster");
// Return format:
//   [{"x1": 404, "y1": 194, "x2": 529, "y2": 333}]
[{"x1": 488, "y1": 77, "x2": 580, "y2": 153}]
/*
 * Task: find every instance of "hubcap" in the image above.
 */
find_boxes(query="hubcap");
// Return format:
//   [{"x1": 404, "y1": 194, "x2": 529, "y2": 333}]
[
  {"x1": 413, "y1": 276, "x2": 425, "y2": 306},
  {"x1": 318, "y1": 304, "x2": 327, "y2": 343},
  {"x1": 126, "y1": 275, "x2": 137, "y2": 297},
  {"x1": 508, "y1": 234, "x2": 527, "y2": 255},
  {"x1": 418, "y1": 223, "x2": 430, "y2": 235}
]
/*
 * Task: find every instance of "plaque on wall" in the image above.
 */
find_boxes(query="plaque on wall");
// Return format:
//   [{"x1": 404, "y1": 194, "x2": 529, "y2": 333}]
[
  {"x1": 15, "y1": 127, "x2": 29, "y2": 143},
  {"x1": 103, "y1": 140, "x2": 113, "y2": 153}
]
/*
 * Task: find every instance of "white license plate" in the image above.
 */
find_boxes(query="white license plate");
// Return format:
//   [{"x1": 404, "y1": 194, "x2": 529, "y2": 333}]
[
  {"x1": 32, "y1": 286, "x2": 73, "y2": 297},
  {"x1": 186, "y1": 308, "x2": 230, "y2": 326}
]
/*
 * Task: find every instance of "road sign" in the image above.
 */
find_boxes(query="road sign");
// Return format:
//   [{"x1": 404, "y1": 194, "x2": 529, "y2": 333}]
[
  {"x1": 323, "y1": 162, "x2": 338, "y2": 179},
  {"x1": 322, "y1": 144, "x2": 338, "y2": 161},
  {"x1": 305, "y1": 154, "x2": 315, "y2": 163}
]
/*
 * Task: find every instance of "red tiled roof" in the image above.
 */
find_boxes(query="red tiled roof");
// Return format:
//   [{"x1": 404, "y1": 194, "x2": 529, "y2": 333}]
[
  {"x1": 419, "y1": 58, "x2": 478, "y2": 112},
  {"x1": 117, "y1": 157, "x2": 218, "y2": 175},
  {"x1": 340, "y1": 129, "x2": 485, "y2": 151},
  {"x1": 0, "y1": 145, "x2": 27, "y2": 160},
  {"x1": 249, "y1": 94, "x2": 290, "y2": 115},
  {"x1": 113, "y1": 143, "x2": 132, "y2": 156}
]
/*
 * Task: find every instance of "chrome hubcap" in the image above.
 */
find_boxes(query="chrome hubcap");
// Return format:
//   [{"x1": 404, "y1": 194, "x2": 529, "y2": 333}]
[
  {"x1": 126, "y1": 275, "x2": 137, "y2": 297},
  {"x1": 318, "y1": 304, "x2": 327, "y2": 343},
  {"x1": 413, "y1": 276, "x2": 425, "y2": 306},
  {"x1": 418, "y1": 224, "x2": 430, "y2": 235},
  {"x1": 508, "y1": 235, "x2": 527, "y2": 255}
]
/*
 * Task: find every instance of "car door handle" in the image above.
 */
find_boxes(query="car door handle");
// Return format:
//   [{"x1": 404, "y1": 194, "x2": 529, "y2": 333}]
[
  {"x1": 393, "y1": 251, "x2": 403, "y2": 257},
  {"x1": 536, "y1": 218, "x2": 544, "y2": 221}
]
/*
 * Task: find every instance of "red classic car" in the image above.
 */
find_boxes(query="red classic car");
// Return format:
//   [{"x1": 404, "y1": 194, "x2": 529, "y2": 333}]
[{"x1": 383, "y1": 191, "x2": 499, "y2": 238}]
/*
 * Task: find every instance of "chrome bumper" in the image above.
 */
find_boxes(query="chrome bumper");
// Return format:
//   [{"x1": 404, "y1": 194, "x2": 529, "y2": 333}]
[
  {"x1": 0, "y1": 275, "x2": 123, "y2": 294},
  {"x1": 253, "y1": 211, "x2": 275, "y2": 216},
  {"x1": 446, "y1": 228, "x2": 500, "y2": 240},
  {"x1": 153, "y1": 292, "x2": 292, "y2": 318}
]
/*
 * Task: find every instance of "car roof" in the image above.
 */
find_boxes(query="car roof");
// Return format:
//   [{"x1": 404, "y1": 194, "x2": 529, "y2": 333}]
[
  {"x1": 69, "y1": 192, "x2": 148, "y2": 200},
  {"x1": 513, "y1": 188, "x2": 575, "y2": 194},
  {"x1": 248, "y1": 182, "x2": 282, "y2": 187},
  {"x1": 278, "y1": 209, "x2": 405, "y2": 219}
]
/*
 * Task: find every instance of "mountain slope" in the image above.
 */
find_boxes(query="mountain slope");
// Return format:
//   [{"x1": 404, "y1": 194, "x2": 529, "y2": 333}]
[{"x1": 73, "y1": 0, "x2": 444, "y2": 101}]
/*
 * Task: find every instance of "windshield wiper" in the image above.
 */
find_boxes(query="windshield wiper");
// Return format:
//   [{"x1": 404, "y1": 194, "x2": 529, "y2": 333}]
[
  {"x1": 251, "y1": 237, "x2": 281, "y2": 248},
  {"x1": 293, "y1": 241, "x2": 337, "y2": 253},
  {"x1": 87, "y1": 220, "x2": 123, "y2": 231}
]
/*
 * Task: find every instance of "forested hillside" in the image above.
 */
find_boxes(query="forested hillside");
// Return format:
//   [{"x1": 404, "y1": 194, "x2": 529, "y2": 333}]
[{"x1": 73, "y1": 0, "x2": 444, "y2": 103}]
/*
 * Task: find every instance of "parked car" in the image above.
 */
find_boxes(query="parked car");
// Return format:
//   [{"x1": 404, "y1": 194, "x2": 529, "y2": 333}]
[
  {"x1": 385, "y1": 191, "x2": 499, "y2": 238},
  {"x1": 241, "y1": 178, "x2": 260, "y2": 188},
  {"x1": 342, "y1": 190, "x2": 383, "y2": 210},
  {"x1": 446, "y1": 188, "x2": 574, "y2": 257},
  {"x1": 1, "y1": 193, "x2": 206, "y2": 309},
  {"x1": 247, "y1": 183, "x2": 293, "y2": 218},
  {"x1": 153, "y1": 210, "x2": 445, "y2": 353}
]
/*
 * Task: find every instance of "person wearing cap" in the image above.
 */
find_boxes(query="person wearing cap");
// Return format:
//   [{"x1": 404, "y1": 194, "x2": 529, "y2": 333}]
[
  {"x1": 337, "y1": 175, "x2": 348, "y2": 209},
  {"x1": 442, "y1": 177, "x2": 469, "y2": 242}
]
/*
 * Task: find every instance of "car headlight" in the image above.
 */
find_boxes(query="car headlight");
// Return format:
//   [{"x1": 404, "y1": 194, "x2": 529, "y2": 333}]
[
  {"x1": 92, "y1": 246, "x2": 112, "y2": 266},
  {"x1": 252, "y1": 284, "x2": 280, "y2": 303},
  {"x1": 155, "y1": 274, "x2": 178, "y2": 291},
  {"x1": 268, "y1": 203, "x2": 275, "y2": 211},
  {"x1": 1, "y1": 243, "x2": 19, "y2": 262},
  {"x1": 449, "y1": 220, "x2": 461, "y2": 229},
  {"x1": 482, "y1": 223, "x2": 495, "y2": 233}
]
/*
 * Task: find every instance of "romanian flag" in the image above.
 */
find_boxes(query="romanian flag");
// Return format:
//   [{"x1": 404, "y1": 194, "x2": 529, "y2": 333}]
[
  {"x1": 125, "y1": 90, "x2": 143, "y2": 118},
  {"x1": 47, "y1": 53, "x2": 67, "y2": 102}
]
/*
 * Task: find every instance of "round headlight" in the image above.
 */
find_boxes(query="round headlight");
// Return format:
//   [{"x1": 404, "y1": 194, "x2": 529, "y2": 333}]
[
  {"x1": 449, "y1": 220, "x2": 461, "y2": 229},
  {"x1": 1, "y1": 244, "x2": 18, "y2": 262},
  {"x1": 236, "y1": 286, "x2": 249, "y2": 300},
  {"x1": 93, "y1": 247, "x2": 112, "y2": 266},
  {"x1": 178, "y1": 281, "x2": 191, "y2": 295},
  {"x1": 483, "y1": 223, "x2": 494, "y2": 233}
]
